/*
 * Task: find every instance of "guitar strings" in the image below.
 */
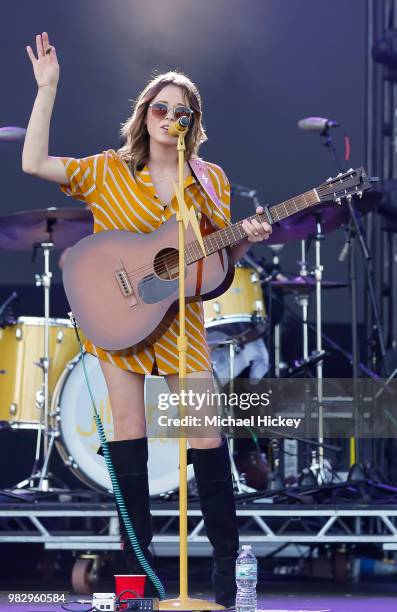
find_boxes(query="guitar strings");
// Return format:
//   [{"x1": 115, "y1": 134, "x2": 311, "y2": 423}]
[{"x1": 122, "y1": 181, "x2": 359, "y2": 281}]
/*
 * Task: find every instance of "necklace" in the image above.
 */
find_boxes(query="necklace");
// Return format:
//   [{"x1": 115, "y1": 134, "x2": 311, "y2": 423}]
[
  {"x1": 151, "y1": 174, "x2": 172, "y2": 182},
  {"x1": 149, "y1": 163, "x2": 189, "y2": 182},
  {"x1": 150, "y1": 168, "x2": 177, "y2": 181}
]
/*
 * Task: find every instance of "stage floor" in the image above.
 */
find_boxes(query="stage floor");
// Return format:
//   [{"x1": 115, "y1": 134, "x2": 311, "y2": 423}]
[{"x1": 0, "y1": 591, "x2": 396, "y2": 611}]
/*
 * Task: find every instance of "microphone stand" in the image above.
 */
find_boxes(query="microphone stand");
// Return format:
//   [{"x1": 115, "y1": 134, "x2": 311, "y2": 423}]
[
  {"x1": 160, "y1": 125, "x2": 223, "y2": 611},
  {"x1": 320, "y1": 125, "x2": 386, "y2": 480},
  {"x1": 322, "y1": 125, "x2": 387, "y2": 374}
]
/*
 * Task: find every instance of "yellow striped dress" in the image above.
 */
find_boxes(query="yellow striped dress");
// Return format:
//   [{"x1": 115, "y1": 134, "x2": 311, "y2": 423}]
[{"x1": 59, "y1": 149, "x2": 231, "y2": 375}]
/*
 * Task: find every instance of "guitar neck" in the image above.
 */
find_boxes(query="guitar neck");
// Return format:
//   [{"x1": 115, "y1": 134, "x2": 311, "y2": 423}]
[{"x1": 185, "y1": 187, "x2": 320, "y2": 262}]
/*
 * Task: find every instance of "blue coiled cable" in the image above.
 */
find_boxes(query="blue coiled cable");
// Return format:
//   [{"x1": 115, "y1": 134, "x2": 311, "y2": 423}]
[{"x1": 70, "y1": 316, "x2": 167, "y2": 600}]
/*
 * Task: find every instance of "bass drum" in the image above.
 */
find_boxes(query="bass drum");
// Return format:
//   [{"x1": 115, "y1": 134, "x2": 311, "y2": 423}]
[{"x1": 51, "y1": 352, "x2": 194, "y2": 496}]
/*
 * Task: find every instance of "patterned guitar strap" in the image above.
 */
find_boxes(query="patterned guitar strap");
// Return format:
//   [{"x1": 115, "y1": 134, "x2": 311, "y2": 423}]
[{"x1": 188, "y1": 158, "x2": 231, "y2": 295}]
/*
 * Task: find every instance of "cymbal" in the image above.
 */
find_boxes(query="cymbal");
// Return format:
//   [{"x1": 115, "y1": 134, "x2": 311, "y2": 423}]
[
  {"x1": 0, "y1": 126, "x2": 26, "y2": 141},
  {"x1": 0, "y1": 207, "x2": 92, "y2": 251},
  {"x1": 270, "y1": 275, "x2": 347, "y2": 292},
  {"x1": 266, "y1": 191, "x2": 382, "y2": 245}
]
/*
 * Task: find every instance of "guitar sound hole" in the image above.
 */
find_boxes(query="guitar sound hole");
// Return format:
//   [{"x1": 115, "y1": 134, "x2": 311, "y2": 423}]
[{"x1": 153, "y1": 248, "x2": 180, "y2": 280}]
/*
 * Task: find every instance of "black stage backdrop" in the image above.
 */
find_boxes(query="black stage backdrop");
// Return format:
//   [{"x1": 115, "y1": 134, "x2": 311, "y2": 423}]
[{"x1": 0, "y1": 0, "x2": 367, "y2": 325}]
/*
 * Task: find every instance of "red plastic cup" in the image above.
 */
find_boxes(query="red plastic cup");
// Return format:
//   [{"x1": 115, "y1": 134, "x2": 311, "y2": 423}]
[{"x1": 115, "y1": 574, "x2": 146, "y2": 609}]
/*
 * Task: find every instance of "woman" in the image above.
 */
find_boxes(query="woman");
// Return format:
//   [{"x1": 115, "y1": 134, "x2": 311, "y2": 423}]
[{"x1": 22, "y1": 32, "x2": 272, "y2": 606}]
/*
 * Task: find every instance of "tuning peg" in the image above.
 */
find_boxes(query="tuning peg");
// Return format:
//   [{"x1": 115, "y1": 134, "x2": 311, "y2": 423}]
[
  {"x1": 326, "y1": 177, "x2": 333, "y2": 183},
  {"x1": 335, "y1": 198, "x2": 342, "y2": 205},
  {"x1": 348, "y1": 168, "x2": 354, "y2": 172}
]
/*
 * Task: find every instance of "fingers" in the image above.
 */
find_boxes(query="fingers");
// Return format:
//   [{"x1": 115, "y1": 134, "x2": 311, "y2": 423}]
[
  {"x1": 48, "y1": 45, "x2": 58, "y2": 64},
  {"x1": 242, "y1": 217, "x2": 272, "y2": 243},
  {"x1": 42, "y1": 31, "x2": 50, "y2": 50},
  {"x1": 29, "y1": 33, "x2": 56, "y2": 66},
  {"x1": 36, "y1": 34, "x2": 44, "y2": 59},
  {"x1": 26, "y1": 45, "x2": 36, "y2": 65},
  {"x1": 42, "y1": 32, "x2": 55, "y2": 59}
]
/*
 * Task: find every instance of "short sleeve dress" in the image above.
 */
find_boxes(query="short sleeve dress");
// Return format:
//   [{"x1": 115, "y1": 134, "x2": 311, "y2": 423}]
[{"x1": 59, "y1": 149, "x2": 231, "y2": 375}]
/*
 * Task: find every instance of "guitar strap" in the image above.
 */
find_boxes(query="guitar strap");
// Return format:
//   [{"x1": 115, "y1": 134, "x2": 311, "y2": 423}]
[
  {"x1": 188, "y1": 158, "x2": 232, "y2": 228},
  {"x1": 188, "y1": 158, "x2": 228, "y2": 296}
]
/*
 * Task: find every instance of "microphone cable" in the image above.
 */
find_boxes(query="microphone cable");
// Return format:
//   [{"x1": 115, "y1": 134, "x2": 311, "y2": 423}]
[{"x1": 68, "y1": 312, "x2": 167, "y2": 601}]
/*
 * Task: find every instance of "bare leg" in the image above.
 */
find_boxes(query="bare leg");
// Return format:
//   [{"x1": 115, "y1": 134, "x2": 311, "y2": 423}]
[
  {"x1": 165, "y1": 369, "x2": 222, "y2": 449},
  {"x1": 98, "y1": 359, "x2": 146, "y2": 440},
  {"x1": 97, "y1": 359, "x2": 154, "y2": 591}
]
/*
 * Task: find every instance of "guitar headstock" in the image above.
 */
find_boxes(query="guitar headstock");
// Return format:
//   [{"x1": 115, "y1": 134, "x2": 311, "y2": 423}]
[{"x1": 317, "y1": 167, "x2": 373, "y2": 204}]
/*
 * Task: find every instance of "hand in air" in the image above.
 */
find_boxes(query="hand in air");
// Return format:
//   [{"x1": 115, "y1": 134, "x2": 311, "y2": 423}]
[
  {"x1": 26, "y1": 32, "x2": 59, "y2": 90},
  {"x1": 242, "y1": 206, "x2": 272, "y2": 242}
]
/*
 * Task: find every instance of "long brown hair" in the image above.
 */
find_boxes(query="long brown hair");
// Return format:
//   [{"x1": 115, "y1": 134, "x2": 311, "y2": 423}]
[{"x1": 118, "y1": 71, "x2": 207, "y2": 176}]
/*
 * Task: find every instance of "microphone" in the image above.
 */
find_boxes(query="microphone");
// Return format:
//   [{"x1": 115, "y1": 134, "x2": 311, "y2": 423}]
[
  {"x1": 168, "y1": 115, "x2": 190, "y2": 137},
  {"x1": 297, "y1": 117, "x2": 339, "y2": 132},
  {"x1": 0, "y1": 126, "x2": 27, "y2": 141}
]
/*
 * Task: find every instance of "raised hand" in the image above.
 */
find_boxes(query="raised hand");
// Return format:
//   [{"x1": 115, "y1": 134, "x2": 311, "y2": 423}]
[{"x1": 26, "y1": 32, "x2": 59, "y2": 90}]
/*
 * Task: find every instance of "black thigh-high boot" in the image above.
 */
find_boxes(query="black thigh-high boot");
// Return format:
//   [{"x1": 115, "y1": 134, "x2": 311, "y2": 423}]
[
  {"x1": 189, "y1": 438, "x2": 239, "y2": 608},
  {"x1": 98, "y1": 438, "x2": 156, "y2": 595}
]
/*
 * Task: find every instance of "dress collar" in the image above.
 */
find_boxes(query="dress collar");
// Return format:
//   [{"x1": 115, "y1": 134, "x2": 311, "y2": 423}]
[{"x1": 136, "y1": 163, "x2": 196, "y2": 199}]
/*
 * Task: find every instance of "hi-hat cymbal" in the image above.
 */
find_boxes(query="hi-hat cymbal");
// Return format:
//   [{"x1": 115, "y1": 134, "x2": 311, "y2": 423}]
[
  {"x1": 270, "y1": 275, "x2": 347, "y2": 292},
  {"x1": 0, "y1": 207, "x2": 92, "y2": 250},
  {"x1": 266, "y1": 191, "x2": 382, "y2": 245}
]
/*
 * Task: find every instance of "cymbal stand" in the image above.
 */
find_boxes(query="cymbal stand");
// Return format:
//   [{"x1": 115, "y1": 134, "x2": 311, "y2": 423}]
[
  {"x1": 210, "y1": 337, "x2": 255, "y2": 493},
  {"x1": 297, "y1": 240, "x2": 309, "y2": 362},
  {"x1": 16, "y1": 239, "x2": 59, "y2": 492},
  {"x1": 309, "y1": 215, "x2": 327, "y2": 484}
]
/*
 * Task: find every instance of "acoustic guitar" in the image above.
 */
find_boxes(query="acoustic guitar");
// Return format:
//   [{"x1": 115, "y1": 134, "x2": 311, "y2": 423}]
[{"x1": 63, "y1": 167, "x2": 372, "y2": 355}]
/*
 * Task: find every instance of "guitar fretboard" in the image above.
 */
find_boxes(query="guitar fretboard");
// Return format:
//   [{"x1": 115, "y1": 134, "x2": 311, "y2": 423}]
[{"x1": 185, "y1": 188, "x2": 320, "y2": 263}]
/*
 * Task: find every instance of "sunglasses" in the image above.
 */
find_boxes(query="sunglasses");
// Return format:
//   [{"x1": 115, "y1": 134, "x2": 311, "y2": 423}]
[{"x1": 149, "y1": 102, "x2": 193, "y2": 121}]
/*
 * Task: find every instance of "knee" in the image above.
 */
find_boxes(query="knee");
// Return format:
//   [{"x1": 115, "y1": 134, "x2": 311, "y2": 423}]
[
  {"x1": 113, "y1": 413, "x2": 146, "y2": 441},
  {"x1": 188, "y1": 435, "x2": 222, "y2": 450}
]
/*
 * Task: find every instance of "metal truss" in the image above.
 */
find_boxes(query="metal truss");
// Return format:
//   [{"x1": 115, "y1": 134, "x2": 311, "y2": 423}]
[{"x1": 1, "y1": 502, "x2": 397, "y2": 556}]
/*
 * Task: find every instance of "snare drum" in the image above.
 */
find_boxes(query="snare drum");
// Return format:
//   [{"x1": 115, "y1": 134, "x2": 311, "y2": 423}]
[
  {"x1": 51, "y1": 352, "x2": 194, "y2": 496},
  {"x1": 204, "y1": 264, "x2": 266, "y2": 344},
  {"x1": 0, "y1": 317, "x2": 79, "y2": 428}
]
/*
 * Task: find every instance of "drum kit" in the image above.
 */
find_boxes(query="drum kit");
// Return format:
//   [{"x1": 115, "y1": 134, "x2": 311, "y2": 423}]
[{"x1": 0, "y1": 180, "x2": 381, "y2": 497}]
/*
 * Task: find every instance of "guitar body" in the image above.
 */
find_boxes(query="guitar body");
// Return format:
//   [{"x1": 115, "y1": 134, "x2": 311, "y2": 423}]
[{"x1": 63, "y1": 214, "x2": 235, "y2": 355}]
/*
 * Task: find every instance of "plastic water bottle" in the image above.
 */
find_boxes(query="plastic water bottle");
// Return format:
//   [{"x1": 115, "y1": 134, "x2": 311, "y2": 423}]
[{"x1": 235, "y1": 545, "x2": 257, "y2": 612}]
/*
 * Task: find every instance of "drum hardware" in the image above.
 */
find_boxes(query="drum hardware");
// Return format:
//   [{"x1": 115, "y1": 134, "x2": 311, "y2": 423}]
[
  {"x1": 0, "y1": 208, "x2": 93, "y2": 493},
  {"x1": 285, "y1": 350, "x2": 327, "y2": 378},
  {"x1": 266, "y1": 439, "x2": 284, "y2": 491},
  {"x1": 0, "y1": 291, "x2": 18, "y2": 327},
  {"x1": 211, "y1": 337, "x2": 256, "y2": 494},
  {"x1": 302, "y1": 122, "x2": 387, "y2": 484},
  {"x1": 0, "y1": 207, "x2": 92, "y2": 251},
  {"x1": 25, "y1": 239, "x2": 59, "y2": 491},
  {"x1": 205, "y1": 263, "x2": 269, "y2": 493},
  {"x1": 266, "y1": 213, "x2": 343, "y2": 484}
]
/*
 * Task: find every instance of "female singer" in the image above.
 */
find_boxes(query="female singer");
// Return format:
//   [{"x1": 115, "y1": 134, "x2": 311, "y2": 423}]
[{"x1": 22, "y1": 32, "x2": 272, "y2": 606}]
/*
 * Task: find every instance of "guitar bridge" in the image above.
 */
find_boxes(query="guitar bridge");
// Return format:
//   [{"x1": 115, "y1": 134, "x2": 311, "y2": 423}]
[{"x1": 115, "y1": 267, "x2": 137, "y2": 305}]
